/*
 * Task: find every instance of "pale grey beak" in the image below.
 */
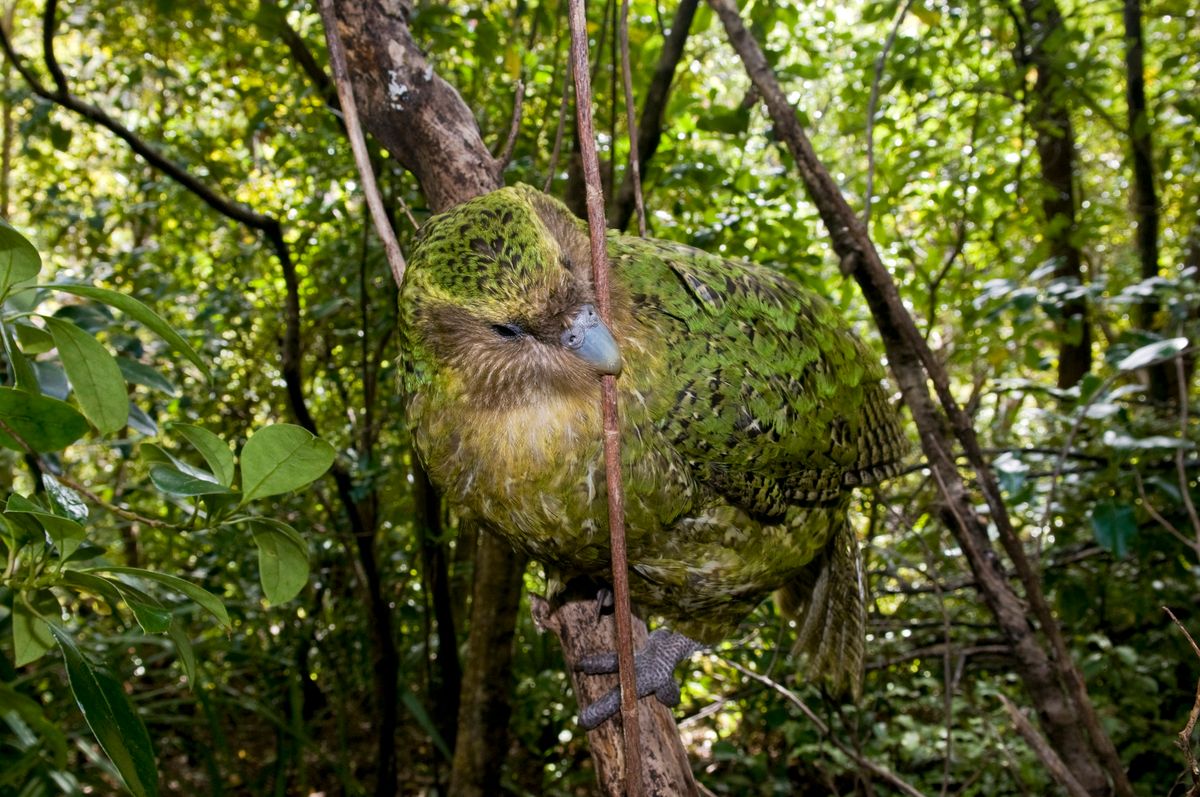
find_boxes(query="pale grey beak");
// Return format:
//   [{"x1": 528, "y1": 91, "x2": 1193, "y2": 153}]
[{"x1": 561, "y1": 303, "x2": 622, "y2": 376}]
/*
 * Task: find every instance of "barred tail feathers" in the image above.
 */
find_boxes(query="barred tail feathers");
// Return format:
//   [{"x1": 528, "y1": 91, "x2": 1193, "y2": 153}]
[{"x1": 776, "y1": 516, "x2": 865, "y2": 698}]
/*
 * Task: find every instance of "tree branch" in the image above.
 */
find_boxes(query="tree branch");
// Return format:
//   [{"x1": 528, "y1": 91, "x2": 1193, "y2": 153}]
[
  {"x1": 617, "y1": 0, "x2": 646, "y2": 236},
  {"x1": 997, "y1": 693, "x2": 1092, "y2": 797},
  {"x1": 566, "y1": 0, "x2": 643, "y2": 789},
  {"x1": 612, "y1": 0, "x2": 698, "y2": 232},
  {"x1": 706, "y1": 1, "x2": 1129, "y2": 793},
  {"x1": 318, "y1": 0, "x2": 407, "y2": 287},
  {"x1": 863, "y1": 0, "x2": 915, "y2": 225}
]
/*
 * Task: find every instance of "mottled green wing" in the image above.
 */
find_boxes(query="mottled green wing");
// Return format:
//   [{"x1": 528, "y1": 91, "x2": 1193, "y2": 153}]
[{"x1": 613, "y1": 236, "x2": 905, "y2": 516}]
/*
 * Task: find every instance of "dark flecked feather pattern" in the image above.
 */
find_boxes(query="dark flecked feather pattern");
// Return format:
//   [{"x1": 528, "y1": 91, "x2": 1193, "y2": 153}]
[{"x1": 399, "y1": 185, "x2": 910, "y2": 693}]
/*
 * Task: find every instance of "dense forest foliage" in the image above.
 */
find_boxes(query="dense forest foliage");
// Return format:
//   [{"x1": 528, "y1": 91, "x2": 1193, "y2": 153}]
[{"x1": 0, "y1": 0, "x2": 1198, "y2": 794}]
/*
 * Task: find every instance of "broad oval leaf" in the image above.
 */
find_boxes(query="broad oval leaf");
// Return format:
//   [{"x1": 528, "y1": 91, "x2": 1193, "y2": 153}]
[
  {"x1": 50, "y1": 627, "x2": 159, "y2": 797},
  {"x1": 6, "y1": 493, "x2": 87, "y2": 559},
  {"x1": 0, "y1": 387, "x2": 89, "y2": 452},
  {"x1": 13, "y1": 592, "x2": 58, "y2": 667},
  {"x1": 149, "y1": 464, "x2": 232, "y2": 497},
  {"x1": 45, "y1": 317, "x2": 129, "y2": 434},
  {"x1": 170, "y1": 424, "x2": 235, "y2": 487},
  {"x1": 1102, "y1": 430, "x2": 1192, "y2": 451},
  {"x1": 1091, "y1": 501, "x2": 1137, "y2": 558},
  {"x1": 1116, "y1": 337, "x2": 1188, "y2": 372},
  {"x1": 239, "y1": 424, "x2": 335, "y2": 503},
  {"x1": 43, "y1": 472, "x2": 89, "y2": 522},
  {"x1": 13, "y1": 320, "x2": 53, "y2": 354},
  {"x1": 117, "y1": 358, "x2": 178, "y2": 396},
  {"x1": 88, "y1": 567, "x2": 230, "y2": 629},
  {"x1": 45, "y1": 283, "x2": 209, "y2": 379},
  {"x1": 245, "y1": 519, "x2": 310, "y2": 604},
  {"x1": 0, "y1": 219, "x2": 42, "y2": 296}
]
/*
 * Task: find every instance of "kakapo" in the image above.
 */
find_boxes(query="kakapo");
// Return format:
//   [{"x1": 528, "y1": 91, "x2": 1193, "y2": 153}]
[{"x1": 399, "y1": 184, "x2": 907, "y2": 727}]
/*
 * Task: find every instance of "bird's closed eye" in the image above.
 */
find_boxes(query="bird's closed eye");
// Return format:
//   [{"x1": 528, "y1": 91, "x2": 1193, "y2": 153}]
[{"x1": 491, "y1": 323, "x2": 526, "y2": 339}]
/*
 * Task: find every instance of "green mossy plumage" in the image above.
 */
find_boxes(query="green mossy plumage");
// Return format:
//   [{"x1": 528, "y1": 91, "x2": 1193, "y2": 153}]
[{"x1": 399, "y1": 185, "x2": 908, "y2": 691}]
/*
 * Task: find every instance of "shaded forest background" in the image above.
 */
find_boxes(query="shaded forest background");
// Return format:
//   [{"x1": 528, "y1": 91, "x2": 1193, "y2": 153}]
[{"x1": 1, "y1": 0, "x2": 1199, "y2": 794}]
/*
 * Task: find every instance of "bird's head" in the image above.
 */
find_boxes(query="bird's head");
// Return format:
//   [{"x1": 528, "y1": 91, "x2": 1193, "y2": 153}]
[{"x1": 401, "y1": 185, "x2": 622, "y2": 409}]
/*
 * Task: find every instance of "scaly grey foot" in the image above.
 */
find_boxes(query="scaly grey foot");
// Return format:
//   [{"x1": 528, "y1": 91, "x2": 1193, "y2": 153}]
[{"x1": 576, "y1": 629, "x2": 703, "y2": 729}]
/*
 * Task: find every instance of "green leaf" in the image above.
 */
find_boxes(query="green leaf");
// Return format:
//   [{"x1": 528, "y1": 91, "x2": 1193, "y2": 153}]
[
  {"x1": 43, "y1": 472, "x2": 88, "y2": 522},
  {"x1": 32, "y1": 361, "x2": 70, "y2": 400},
  {"x1": 1, "y1": 507, "x2": 41, "y2": 548},
  {"x1": 0, "y1": 681, "x2": 68, "y2": 768},
  {"x1": 0, "y1": 387, "x2": 89, "y2": 451},
  {"x1": 128, "y1": 404, "x2": 158, "y2": 437},
  {"x1": 107, "y1": 581, "x2": 172, "y2": 634},
  {"x1": 50, "y1": 627, "x2": 159, "y2": 797},
  {"x1": 63, "y1": 541, "x2": 107, "y2": 563},
  {"x1": 1116, "y1": 337, "x2": 1188, "y2": 371},
  {"x1": 1102, "y1": 430, "x2": 1192, "y2": 451},
  {"x1": 60, "y1": 570, "x2": 125, "y2": 615},
  {"x1": 239, "y1": 424, "x2": 335, "y2": 503},
  {"x1": 45, "y1": 283, "x2": 209, "y2": 378},
  {"x1": 45, "y1": 316, "x2": 129, "y2": 434},
  {"x1": 69, "y1": 571, "x2": 173, "y2": 636},
  {"x1": 48, "y1": 122, "x2": 72, "y2": 151},
  {"x1": 0, "y1": 219, "x2": 42, "y2": 296},
  {"x1": 401, "y1": 691, "x2": 452, "y2": 760},
  {"x1": 142, "y1": 442, "x2": 218, "y2": 481},
  {"x1": 149, "y1": 464, "x2": 232, "y2": 496},
  {"x1": 167, "y1": 624, "x2": 198, "y2": 685},
  {"x1": 170, "y1": 424, "x2": 235, "y2": 487},
  {"x1": 0, "y1": 322, "x2": 39, "y2": 392},
  {"x1": 6, "y1": 493, "x2": 86, "y2": 559},
  {"x1": 117, "y1": 358, "x2": 178, "y2": 396},
  {"x1": 245, "y1": 519, "x2": 309, "y2": 604},
  {"x1": 13, "y1": 591, "x2": 57, "y2": 667},
  {"x1": 13, "y1": 320, "x2": 54, "y2": 354},
  {"x1": 88, "y1": 567, "x2": 230, "y2": 629},
  {"x1": 1091, "y1": 501, "x2": 1137, "y2": 558}
]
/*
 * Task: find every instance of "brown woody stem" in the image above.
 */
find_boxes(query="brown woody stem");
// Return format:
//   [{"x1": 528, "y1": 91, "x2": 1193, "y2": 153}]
[{"x1": 566, "y1": 0, "x2": 644, "y2": 793}]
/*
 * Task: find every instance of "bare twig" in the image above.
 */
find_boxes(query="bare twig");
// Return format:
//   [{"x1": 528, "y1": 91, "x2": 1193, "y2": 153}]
[
  {"x1": 997, "y1": 693, "x2": 1091, "y2": 797},
  {"x1": 613, "y1": 0, "x2": 698, "y2": 231},
  {"x1": 544, "y1": 59, "x2": 573, "y2": 192},
  {"x1": 1166, "y1": 607, "x2": 1200, "y2": 664},
  {"x1": 617, "y1": 0, "x2": 646, "y2": 236},
  {"x1": 863, "y1": 0, "x2": 915, "y2": 225},
  {"x1": 566, "y1": 0, "x2": 643, "y2": 792},
  {"x1": 1, "y1": 5, "x2": 14, "y2": 219},
  {"x1": 1175, "y1": 354, "x2": 1200, "y2": 543},
  {"x1": 724, "y1": 658, "x2": 928, "y2": 797},
  {"x1": 318, "y1": 0, "x2": 407, "y2": 290},
  {"x1": 1134, "y1": 469, "x2": 1198, "y2": 555},
  {"x1": 495, "y1": 79, "x2": 525, "y2": 172},
  {"x1": 1165, "y1": 606, "x2": 1200, "y2": 795},
  {"x1": 1168, "y1": 621, "x2": 1200, "y2": 796},
  {"x1": 0, "y1": 418, "x2": 168, "y2": 530}
]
